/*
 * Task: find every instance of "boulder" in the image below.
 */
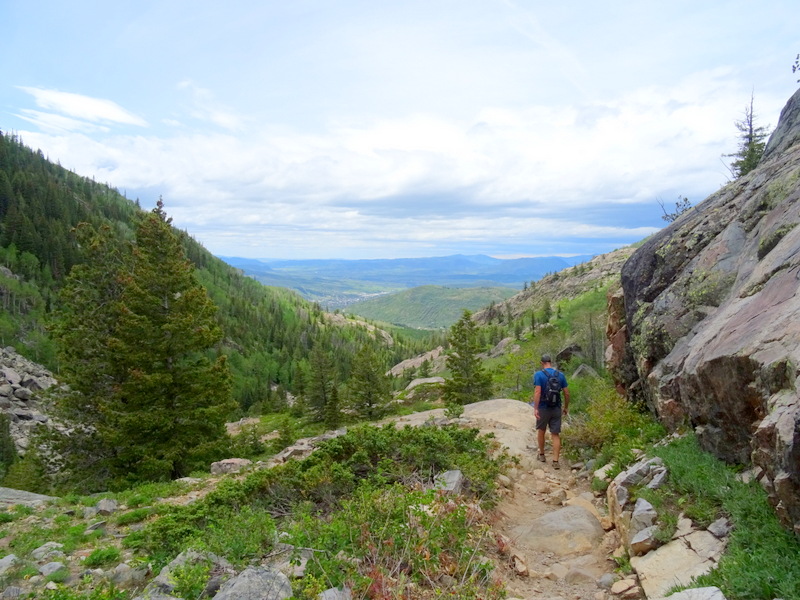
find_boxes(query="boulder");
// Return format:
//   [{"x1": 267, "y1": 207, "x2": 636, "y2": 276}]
[
  {"x1": 405, "y1": 377, "x2": 444, "y2": 391},
  {"x1": 619, "y1": 87, "x2": 800, "y2": 533},
  {"x1": 630, "y1": 530, "x2": 726, "y2": 599},
  {"x1": 0, "y1": 554, "x2": 18, "y2": 575},
  {"x1": 510, "y1": 505, "x2": 604, "y2": 556},
  {"x1": 433, "y1": 470, "x2": 463, "y2": 494},
  {"x1": 650, "y1": 587, "x2": 727, "y2": 600},
  {"x1": 96, "y1": 498, "x2": 118, "y2": 515},
  {"x1": 210, "y1": 458, "x2": 253, "y2": 475},
  {"x1": 214, "y1": 566, "x2": 292, "y2": 600}
]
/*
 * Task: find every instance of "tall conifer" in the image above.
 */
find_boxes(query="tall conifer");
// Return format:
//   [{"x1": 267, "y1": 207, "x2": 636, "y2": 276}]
[
  {"x1": 442, "y1": 310, "x2": 492, "y2": 406},
  {"x1": 52, "y1": 200, "x2": 234, "y2": 487}
]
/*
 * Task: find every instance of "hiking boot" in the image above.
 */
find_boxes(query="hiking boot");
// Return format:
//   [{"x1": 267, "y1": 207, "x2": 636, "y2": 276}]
[
  {"x1": 552, "y1": 460, "x2": 560, "y2": 470},
  {"x1": 537, "y1": 454, "x2": 546, "y2": 463}
]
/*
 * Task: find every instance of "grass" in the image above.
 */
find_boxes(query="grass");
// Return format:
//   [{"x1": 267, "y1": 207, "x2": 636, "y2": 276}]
[{"x1": 648, "y1": 435, "x2": 800, "y2": 600}]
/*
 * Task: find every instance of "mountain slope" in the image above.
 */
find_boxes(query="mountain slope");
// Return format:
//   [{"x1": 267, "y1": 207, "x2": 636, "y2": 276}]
[
  {"x1": 0, "y1": 132, "x2": 426, "y2": 411},
  {"x1": 347, "y1": 285, "x2": 517, "y2": 329}
]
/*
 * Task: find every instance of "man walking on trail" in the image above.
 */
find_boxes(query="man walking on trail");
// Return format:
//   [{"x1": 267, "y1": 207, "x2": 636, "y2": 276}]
[{"x1": 532, "y1": 354, "x2": 569, "y2": 469}]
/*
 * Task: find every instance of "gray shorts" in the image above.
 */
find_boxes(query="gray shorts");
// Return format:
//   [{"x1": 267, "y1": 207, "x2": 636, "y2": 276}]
[{"x1": 536, "y1": 406, "x2": 562, "y2": 434}]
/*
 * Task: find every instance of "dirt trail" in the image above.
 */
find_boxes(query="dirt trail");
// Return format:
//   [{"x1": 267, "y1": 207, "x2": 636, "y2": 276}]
[
  {"x1": 392, "y1": 399, "x2": 619, "y2": 600},
  {"x1": 491, "y1": 455, "x2": 618, "y2": 600}
]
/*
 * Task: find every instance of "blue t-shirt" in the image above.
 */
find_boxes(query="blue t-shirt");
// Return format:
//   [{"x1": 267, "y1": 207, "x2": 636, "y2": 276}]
[{"x1": 534, "y1": 367, "x2": 568, "y2": 406}]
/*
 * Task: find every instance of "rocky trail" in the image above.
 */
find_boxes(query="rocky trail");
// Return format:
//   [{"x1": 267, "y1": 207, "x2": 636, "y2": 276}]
[{"x1": 393, "y1": 399, "x2": 627, "y2": 600}]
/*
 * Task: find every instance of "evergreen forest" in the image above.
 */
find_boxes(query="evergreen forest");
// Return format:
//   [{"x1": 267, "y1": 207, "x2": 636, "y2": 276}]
[{"x1": 0, "y1": 131, "x2": 439, "y2": 418}]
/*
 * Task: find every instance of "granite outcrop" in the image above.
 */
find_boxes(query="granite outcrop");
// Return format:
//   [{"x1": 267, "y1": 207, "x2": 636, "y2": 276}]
[{"x1": 615, "y1": 88, "x2": 800, "y2": 534}]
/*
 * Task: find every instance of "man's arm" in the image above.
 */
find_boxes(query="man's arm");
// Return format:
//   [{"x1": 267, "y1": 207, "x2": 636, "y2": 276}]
[
  {"x1": 533, "y1": 385, "x2": 541, "y2": 418},
  {"x1": 562, "y1": 386, "x2": 570, "y2": 416}
]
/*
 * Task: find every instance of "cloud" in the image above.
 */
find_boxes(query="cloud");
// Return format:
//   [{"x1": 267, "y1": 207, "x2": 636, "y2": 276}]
[
  {"x1": 14, "y1": 110, "x2": 111, "y2": 134},
  {"x1": 175, "y1": 80, "x2": 244, "y2": 131},
  {"x1": 12, "y1": 68, "x2": 773, "y2": 258},
  {"x1": 18, "y1": 87, "x2": 148, "y2": 127}
]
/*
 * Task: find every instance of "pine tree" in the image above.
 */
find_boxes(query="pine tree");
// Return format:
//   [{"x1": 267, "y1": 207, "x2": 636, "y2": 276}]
[
  {"x1": 305, "y1": 345, "x2": 337, "y2": 423},
  {"x1": 727, "y1": 93, "x2": 769, "y2": 179},
  {"x1": 348, "y1": 344, "x2": 390, "y2": 420},
  {"x1": 442, "y1": 310, "x2": 492, "y2": 406},
  {"x1": 51, "y1": 201, "x2": 235, "y2": 487}
]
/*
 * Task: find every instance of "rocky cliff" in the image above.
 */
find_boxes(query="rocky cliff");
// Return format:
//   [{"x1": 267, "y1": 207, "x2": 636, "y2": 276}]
[{"x1": 616, "y1": 88, "x2": 800, "y2": 534}]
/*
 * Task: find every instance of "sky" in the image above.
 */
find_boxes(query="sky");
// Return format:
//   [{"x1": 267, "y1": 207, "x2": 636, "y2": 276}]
[{"x1": 1, "y1": 1, "x2": 798, "y2": 260}]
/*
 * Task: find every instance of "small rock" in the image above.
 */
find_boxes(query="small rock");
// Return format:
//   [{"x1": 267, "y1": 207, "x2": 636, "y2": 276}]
[
  {"x1": 512, "y1": 553, "x2": 528, "y2": 577},
  {"x1": 209, "y1": 458, "x2": 253, "y2": 475},
  {"x1": 597, "y1": 573, "x2": 616, "y2": 589},
  {"x1": 707, "y1": 517, "x2": 732, "y2": 539},
  {"x1": 621, "y1": 585, "x2": 643, "y2": 599},
  {"x1": 96, "y1": 498, "x2": 118, "y2": 515},
  {"x1": 318, "y1": 587, "x2": 353, "y2": 600},
  {"x1": 2, "y1": 586, "x2": 24, "y2": 599},
  {"x1": 39, "y1": 562, "x2": 67, "y2": 577},
  {"x1": 32, "y1": 542, "x2": 65, "y2": 562},
  {"x1": 611, "y1": 579, "x2": 637, "y2": 595},
  {"x1": 564, "y1": 567, "x2": 595, "y2": 584},
  {"x1": 630, "y1": 525, "x2": 660, "y2": 556},
  {"x1": 85, "y1": 521, "x2": 107, "y2": 534},
  {"x1": 497, "y1": 474, "x2": 512, "y2": 488},
  {"x1": 433, "y1": 470, "x2": 463, "y2": 494},
  {"x1": 0, "y1": 555, "x2": 18, "y2": 575}
]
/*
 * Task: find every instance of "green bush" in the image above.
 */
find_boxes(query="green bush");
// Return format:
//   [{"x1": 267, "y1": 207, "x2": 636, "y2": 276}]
[
  {"x1": 115, "y1": 507, "x2": 155, "y2": 526},
  {"x1": 131, "y1": 424, "x2": 506, "y2": 569},
  {"x1": 84, "y1": 547, "x2": 121, "y2": 567},
  {"x1": 42, "y1": 583, "x2": 129, "y2": 600},
  {"x1": 563, "y1": 378, "x2": 665, "y2": 465}
]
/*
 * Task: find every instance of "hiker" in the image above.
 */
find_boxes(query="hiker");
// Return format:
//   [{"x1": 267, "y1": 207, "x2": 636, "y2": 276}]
[{"x1": 531, "y1": 354, "x2": 569, "y2": 469}]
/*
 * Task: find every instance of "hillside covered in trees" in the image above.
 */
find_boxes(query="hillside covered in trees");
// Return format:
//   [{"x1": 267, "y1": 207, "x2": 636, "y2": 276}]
[{"x1": 0, "y1": 131, "x2": 434, "y2": 415}]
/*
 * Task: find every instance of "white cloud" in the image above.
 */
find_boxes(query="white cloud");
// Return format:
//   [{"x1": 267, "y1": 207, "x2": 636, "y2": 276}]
[
  {"x1": 15, "y1": 69, "x2": 745, "y2": 259},
  {"x1": 18, "y1": 87, "x2": 148, "y2": 127}
]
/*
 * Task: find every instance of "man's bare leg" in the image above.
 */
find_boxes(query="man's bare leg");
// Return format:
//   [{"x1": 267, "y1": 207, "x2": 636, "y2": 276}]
[{"x1": 551, "y1": 433, "x2": 561, "y2": 462}]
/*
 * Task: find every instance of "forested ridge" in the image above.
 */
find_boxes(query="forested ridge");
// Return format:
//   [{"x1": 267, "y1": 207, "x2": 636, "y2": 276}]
[{"x1": 0, "y1": 131, "x2": 432, "y2": 414}]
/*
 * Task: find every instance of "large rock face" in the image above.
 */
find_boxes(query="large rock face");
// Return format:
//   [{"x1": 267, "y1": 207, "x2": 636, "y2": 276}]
[{"x1": 619, "y1": 88, "x2": 800, "y2": 534}]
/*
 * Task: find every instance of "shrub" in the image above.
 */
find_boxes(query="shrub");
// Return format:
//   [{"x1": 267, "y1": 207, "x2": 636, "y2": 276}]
[
  {"x1": 84, "y1": 547, "x2": 121, "y2": 567},
  {"x1": 115, "y1": 507, "x2": 155, "y2": 526},
  {"x1": 563, "y1": 377, "x2": 664, "y2": 465}
]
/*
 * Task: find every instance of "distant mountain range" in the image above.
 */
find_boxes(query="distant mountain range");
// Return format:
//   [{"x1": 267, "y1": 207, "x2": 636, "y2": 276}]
[{"x1": 219, "y1": 254, "x2": 595, "y2": 309}]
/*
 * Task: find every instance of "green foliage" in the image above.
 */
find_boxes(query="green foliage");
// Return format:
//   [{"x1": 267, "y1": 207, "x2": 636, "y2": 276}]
[
  {"x1": 562, "y1": 377, "x2": 665, "y2": 464},
  {"x1": 84, "y1": 547, "x2": 121, "y2": 567},
  {"x1": 649, "y1": 435, "x2": 800, "y2": 599},
  {"x1": 2, "y1": 448, "x2": 49, "y2": 493},
  {"x1": 42, "y1": 584, "x2": 129, "y2": 600},
  {"x1": 114, "y1": 507, "x2": 155, "y2": 526},
  {"x1": 49, "y1": 202, "x2": 236, "y2": 488},
  {"x1": 132, "y1": 424, "x2": 504, "y2": 566},
  {"x1": 348, "y1": 284, "x2": 516, "y2": 329},
  {"x1": 170, "y1": 559, "x2": 212, "y2": 600},
  {"x1": 442, "y1": 310, "x2": 492, "y2": 405},
  {"x1": 228, "y1": 425, "x2": 266, "y2": 459},
  {"x1": 0, "y1": 413, "x2": 17, "y2": 480},
  {"x1": 726, "y1": 93, "x2": 769, "y2": 179},
  {"x1": 758, "y1": 223, "x2": 797, "y2": 259},
  {"x1": 346, "y1": 343, "x2": 391, "y2": 420},
  {"x1": 287, "y1": 484, "x2": 502, "y2": 600},
  {"x1": 304, "y1": 345, "x2": 338, "y2": 424}
]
